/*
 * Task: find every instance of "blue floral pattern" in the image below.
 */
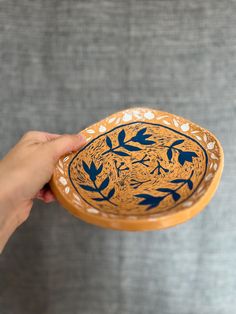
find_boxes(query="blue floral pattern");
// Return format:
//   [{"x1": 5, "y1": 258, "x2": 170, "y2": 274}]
[{"x1": 68, "y1": 122, "x2": 208, "y2": 214}]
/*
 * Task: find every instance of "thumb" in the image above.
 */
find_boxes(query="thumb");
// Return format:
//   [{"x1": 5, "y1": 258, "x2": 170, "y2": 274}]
[{"x1": 47, "y1": 133, "x2": 86, "y2": 162}]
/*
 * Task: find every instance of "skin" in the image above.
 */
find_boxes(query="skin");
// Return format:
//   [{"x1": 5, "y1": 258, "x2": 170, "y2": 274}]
[{"x1": 0, "y1": 131, "x2": 86, "y2": 253}]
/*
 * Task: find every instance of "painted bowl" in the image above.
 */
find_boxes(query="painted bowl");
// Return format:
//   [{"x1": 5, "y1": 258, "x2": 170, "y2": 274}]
[{"x1": 49, "y1": 107, "x2": 224, "y2": 231}]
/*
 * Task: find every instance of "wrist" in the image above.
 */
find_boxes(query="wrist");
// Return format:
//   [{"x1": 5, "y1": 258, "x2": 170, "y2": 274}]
[
  {"x1": 0, "y1": 198, "x2": 19, "y2": 254},
  {"x1": 0, "y1": 161, "x2": 20, "y2": 253}
]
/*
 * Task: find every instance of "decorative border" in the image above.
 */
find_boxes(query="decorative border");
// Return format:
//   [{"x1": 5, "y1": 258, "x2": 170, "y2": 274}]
[{"x1": 53, "y1": 107, "x2": 222, "y2": 221}]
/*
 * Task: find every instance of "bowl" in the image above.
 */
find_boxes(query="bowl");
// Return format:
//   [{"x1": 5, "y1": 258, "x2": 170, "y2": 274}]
[{"x1": 49, "y1": 107, "x2": 224, "y2": 231}]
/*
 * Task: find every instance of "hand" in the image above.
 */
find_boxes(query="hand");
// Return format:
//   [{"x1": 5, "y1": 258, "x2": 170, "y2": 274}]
[{"x1": 0, "y1": 131, "x2": 86, "y2": 253}]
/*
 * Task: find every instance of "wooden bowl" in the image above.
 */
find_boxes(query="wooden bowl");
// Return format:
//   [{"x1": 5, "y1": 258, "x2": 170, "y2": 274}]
[{"x1": 49, "y1": 107, "x2": 224, "y2": 231}]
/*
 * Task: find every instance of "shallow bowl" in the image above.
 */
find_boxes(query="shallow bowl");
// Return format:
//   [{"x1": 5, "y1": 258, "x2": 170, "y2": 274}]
[{"x1": 50, "y1": 107, "x2": 224, "y2": 231}]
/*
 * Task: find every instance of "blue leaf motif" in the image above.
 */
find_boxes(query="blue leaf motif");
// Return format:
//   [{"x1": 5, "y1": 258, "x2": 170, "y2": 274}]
[
  {"x1": 170, "y1": 179, "x2": 186, "y2": 184},
  {"x1": 82, "y1": 161, "x2": 91, "y2": 175},
  {"x1": 156, "y1": 188, "x2": 181, "y2": 202},
  {"x1": 106, "y1": 136, "x2": 112, "y2": 149},
  {"x1": 171, "y1": 139, "x2": 184, "y2": 147},
  {"x1": 122, "y1": 144, "x2": 141, "y2": 151},
  {"x1": 136, "y1": 193, "x2": 153, "y2": 199},
  {"x1": 79, "y1": 184, "x2": 97, "y2": 192},
  {"x1": 118, "y1": 129, "x2": 126, "y2": 145},
  {"x1": 167, "y1": 148, "x2": 173, "y2": 161},
  {"x1": 157, "y1": 188, "x2": 174, "y2": 193},
  {"x1": 146, "y1": 197, "x2": 164, "y2": 210},
  {"x1": 90, "y1": 161, "x2": 97, "y2": 181},
  {"x1": 141, "y1": 140, "x2": 156, "y2": 145},
  {"x1": 99, "y1": 177, "x2": 109, "y2": 191},
  {"x1": 187, "y1": 180, "x2": 193, "y2": 190},
  {"x1": 96, "y1": 164, "x2": 103, "y2": 176},
  {"x1": 178, "y1": 154, "x2": 184, "y2": 166},
  {"x1": 137, "y1": 128, "x2": 147, "y2": 135},
  {"x1": 108, "y1": 187, "x2": 115, "y2": 199},
  {"x1": 139, "y1": 198, "x2": 155, "y2": 205},
  {"x1": 172, "y1": 192, "x2": 180, "y2": 201},
  {"x1": 113, "y1": 150, "x2": 130, "y2": 156},
  {"x1": 92, "y1": 197, "x2": 105, "y2": 201},
  {"x1": 143, "y1": 134, "x2": 152, "y2": 139}
]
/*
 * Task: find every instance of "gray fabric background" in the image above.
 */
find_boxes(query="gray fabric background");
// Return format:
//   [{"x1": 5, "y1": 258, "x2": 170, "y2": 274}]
[{"x1": 0, "y1": 1, "x2": 235, "y2": 313}]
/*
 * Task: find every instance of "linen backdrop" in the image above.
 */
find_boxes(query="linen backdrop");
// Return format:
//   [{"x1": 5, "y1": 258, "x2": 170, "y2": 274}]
[{"x1": 0, "y1": 1, "x2": 235, "y2": 314}]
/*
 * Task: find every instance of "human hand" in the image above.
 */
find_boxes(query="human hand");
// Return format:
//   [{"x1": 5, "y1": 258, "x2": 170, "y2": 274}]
[{"x1": 0, "y1": 131, "x2": 86, "y2": 253}]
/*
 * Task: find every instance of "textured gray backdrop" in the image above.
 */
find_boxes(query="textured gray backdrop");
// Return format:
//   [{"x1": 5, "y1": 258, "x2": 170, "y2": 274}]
[{"x1": 0, "y1": 1, "x2": 235, "y2": 314}]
